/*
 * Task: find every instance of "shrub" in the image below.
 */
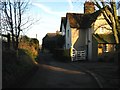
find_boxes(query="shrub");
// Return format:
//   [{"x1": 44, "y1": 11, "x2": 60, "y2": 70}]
[
  {"x1": 2, "y1": 49, "x2": 38, "y2": 88},
  {"x1": 53, "y1": 48, "x2": 71, "y2": 62},
  {"x1": 19, "y1": 36, "x2": 40, "y2": 60}
]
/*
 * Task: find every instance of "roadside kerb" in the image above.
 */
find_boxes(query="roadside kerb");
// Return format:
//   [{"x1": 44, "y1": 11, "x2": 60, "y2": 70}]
[
  {"x1": 70, "y1": 63, "x2": 104, "y2": 88},
  {"x1": 85, "y1": 70, "x2": 103, "y2": 88}
]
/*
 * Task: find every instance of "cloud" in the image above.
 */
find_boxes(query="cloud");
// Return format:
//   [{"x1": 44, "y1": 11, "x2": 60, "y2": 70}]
[
  {"x1": 32, "y1": 0, "x2": 75, "y2": 16},
  {"x1": 32, "y1": 3, "x2": 66, "y2": 16},
  {"x1": 67, "y1": 0, "x2": 74, "y2": 11}
]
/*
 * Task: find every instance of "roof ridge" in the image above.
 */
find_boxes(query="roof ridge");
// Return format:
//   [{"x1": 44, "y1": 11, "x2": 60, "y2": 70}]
[{"x1": 66, "y1": 12, "x2": 84, "y2": 15}]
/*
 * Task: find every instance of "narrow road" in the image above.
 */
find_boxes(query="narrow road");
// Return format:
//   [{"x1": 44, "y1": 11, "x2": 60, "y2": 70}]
[{"x1": 21, "y1": 52, "x2": 100, "y2": 88}]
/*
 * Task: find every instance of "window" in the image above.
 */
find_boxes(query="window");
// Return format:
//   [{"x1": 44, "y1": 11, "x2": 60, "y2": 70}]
[
  {"x1": 67, "y1": 44, "x2": 69, "y2": 47},
  {"x1": 98, "y1": 44, "x2": 103, "y2": 55},
  {"x1": 67, "y1": 30, "x2": 69, "y2": 37},
  {"x1": 103, "y1": 44, "x2": 108, "y2": 52},
  {"x1": 100, "y1": 27, "x2": 104, "y2": 34},
  {"x1": 98, "y1": 44, "x2": 116, "y2": 55}
]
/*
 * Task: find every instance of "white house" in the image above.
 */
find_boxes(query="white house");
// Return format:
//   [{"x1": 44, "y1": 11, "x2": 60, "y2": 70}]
[{"x1": 60, "y1": 1, "x2": 116, "y2": 61}]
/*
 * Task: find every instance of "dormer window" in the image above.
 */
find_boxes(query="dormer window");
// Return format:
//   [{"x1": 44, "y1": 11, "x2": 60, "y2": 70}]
[
  {"x1": 100, "y1": 27, "x2": 104, "y2": 34},
  {"x1": 99, "y1": 26, "x2": 112, "y2": 34}
]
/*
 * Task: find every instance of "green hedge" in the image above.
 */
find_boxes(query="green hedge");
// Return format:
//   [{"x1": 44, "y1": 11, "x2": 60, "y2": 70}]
[
  {"x1": 53, "y1": 48, "x2": 71, "y2": 61},
  {"x1": 2, "y1": 49, "x2": 38, "y2": 88}
]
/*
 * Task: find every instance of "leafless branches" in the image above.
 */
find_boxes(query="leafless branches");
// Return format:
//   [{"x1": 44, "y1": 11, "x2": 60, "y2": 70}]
[
  {"x1": 93, "y1": 0, "x2": 120, "y2": 43},
  {"x1": 1, "y1": 0, "x2": 40, "y2": 49}
]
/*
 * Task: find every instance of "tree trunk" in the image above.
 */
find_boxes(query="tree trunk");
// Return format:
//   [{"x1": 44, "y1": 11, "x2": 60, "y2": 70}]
[
  {"x1": 111, "y1": 15, "x2": 119, "y2": 44},
  {"x1": 112, "y1": 0, "x2": 120, "y2": 43}
]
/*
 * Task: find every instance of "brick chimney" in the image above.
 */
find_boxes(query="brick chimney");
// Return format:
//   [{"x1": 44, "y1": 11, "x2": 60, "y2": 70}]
[{"x1": 84, "y1": 1, "x2": 95, "y2": 14}]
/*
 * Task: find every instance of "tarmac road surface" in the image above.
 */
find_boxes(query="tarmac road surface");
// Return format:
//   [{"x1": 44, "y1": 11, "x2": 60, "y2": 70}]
[{"x1": 21, "y1": 52, "x2": 100, "y2": 88}]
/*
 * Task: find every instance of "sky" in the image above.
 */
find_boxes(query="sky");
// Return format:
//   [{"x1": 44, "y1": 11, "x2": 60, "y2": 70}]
[
  {"x1": 22, "y1": 0, "x2": 120, "y2": 45},
  {"x1": 23, "y1": 0, "x2": 85, "y2": 45}
]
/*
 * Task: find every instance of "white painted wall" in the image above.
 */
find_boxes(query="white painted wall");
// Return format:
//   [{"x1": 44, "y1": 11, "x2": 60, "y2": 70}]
[
  {"x1": 79, "y1": 29, "x2": 87, "y2": 50},
  {"x1": 60, "y1": 22, "x2": 66, "y2": 49},
  {"x1": 61, "y1": 23, "x2": 65, "y2": 36},
  {"x1": 65, "y1": 18, "x2": 71, "y2": 49},
  {"x1": 118, "y1": 7, "x2": 120, "y2": 16},
  {"x1": 71, "y1": 28, "x2": 79, "y2": 47},
  {"x1": 87, "y1": 28, "x2": 93, "y2": 60}
]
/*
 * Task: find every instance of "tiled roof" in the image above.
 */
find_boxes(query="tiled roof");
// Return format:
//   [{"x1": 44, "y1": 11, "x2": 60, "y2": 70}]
[
  {"x1": 43, "y1": 33, "x2": 57, "y2": 42},
  {"x1": 46, "y1": 33, "x2": 57, "y2": 37},
  {"x1": 66, "y1": 10, "x2": 102, "y2": 29},
  {"x1": 80, "y1": 10, "x2": 102, "y2": 29},
  {"x1": 66, "y1": 13, "x2": 83, "y2": 28},
  {"x1": 93, "y1": 34, "x2": 116, "y2": 44},
  {"x1": 60, "y1": 17, "x2": 67, "y2": 32}
]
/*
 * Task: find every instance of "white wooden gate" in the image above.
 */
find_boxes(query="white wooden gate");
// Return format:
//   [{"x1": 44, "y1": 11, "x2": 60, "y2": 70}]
[{"x1": 72, "y1": 49, "x2": 86, "y2": 61}]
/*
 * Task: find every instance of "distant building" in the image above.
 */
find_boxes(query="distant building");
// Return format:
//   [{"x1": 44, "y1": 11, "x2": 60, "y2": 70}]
[{"x1": 42, "y1": 33, "x2": 64, "y2": 52}]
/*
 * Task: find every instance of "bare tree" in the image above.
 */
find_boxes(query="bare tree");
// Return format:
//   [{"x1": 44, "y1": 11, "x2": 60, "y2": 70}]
[
  {"x1": 1, "y1": 0, "x2": 39, "y2": 50},
  {"x1": 93, "y1": 0, "x2": 120, "y2": 44}
]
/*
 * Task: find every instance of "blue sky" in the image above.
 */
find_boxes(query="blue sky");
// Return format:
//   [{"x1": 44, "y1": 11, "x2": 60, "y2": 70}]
[
  {"x1": 23, "y1": 0, "x2": 120, "y2": 45},
  {"x1": 24, "y1": 0, "x2": 85, "y2": 44}
]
